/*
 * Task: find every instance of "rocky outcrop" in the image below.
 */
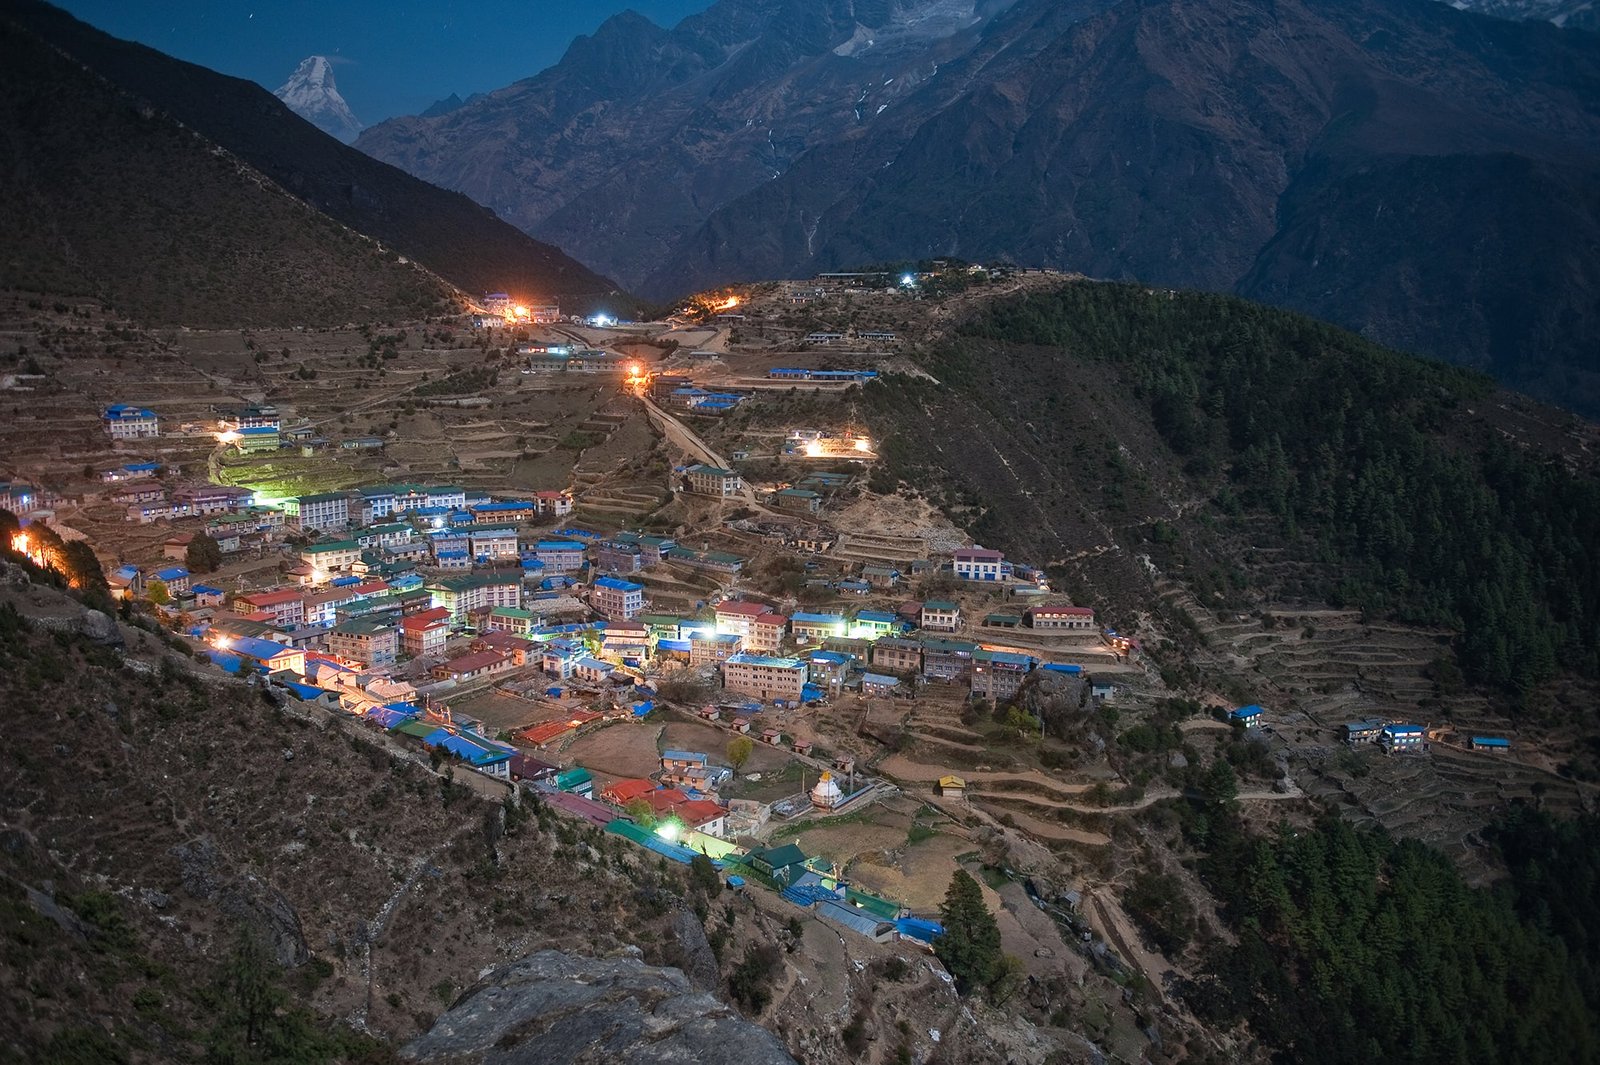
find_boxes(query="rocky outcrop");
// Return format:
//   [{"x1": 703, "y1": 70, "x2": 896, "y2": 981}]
[
  {"x1": 402, "y1": 949, "x2": 796, "y2": 1064},
  {"x1": 668, "y1": 909, "x2": 720, "y2": 992},
  {"x1": 171, "y1": 836, "x2": 309, "y2": 967}
]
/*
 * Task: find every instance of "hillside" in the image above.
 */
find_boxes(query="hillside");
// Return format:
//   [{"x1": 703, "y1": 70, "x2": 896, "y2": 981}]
[
  {"x1": 0, "y1": 19, "x2": 456, "y2": 328},
  {"x1": 861, "y1": 280, "x2": 1600, "y2": 698},
  {"x1": 356, "y1": 0, "x2": 1600, "y2": 415},
  {"x1": 0, "y1": 571, "x2": 795, "y2": 1063},
  {"x1": 2, "y1": 1, "x2": 620, "y2": 308}
]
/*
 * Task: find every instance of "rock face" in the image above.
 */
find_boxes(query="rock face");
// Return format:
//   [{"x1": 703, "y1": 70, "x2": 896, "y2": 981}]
[
  {"x1": 358, "y1": 0, "x2": 1600, "y2": 416},
  {"x1": 402, "y1": 950, "x2": 796, "y2": 1065}
]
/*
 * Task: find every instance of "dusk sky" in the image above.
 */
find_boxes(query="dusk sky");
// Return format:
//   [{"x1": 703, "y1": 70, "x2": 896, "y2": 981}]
[{"x1": 57, "y1": 0, "x2": 716, "y2": 126}]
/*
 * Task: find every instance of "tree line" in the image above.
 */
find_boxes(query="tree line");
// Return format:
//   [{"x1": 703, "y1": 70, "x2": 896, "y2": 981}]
[{"x1": 953, "y1": 283, "x2": 1600, "y2": 696}]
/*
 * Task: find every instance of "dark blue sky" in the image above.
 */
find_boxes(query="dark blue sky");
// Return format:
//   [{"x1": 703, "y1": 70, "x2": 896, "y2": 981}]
[{"x1": 58, "y1": 1, "x2": 715, "y2": 125}]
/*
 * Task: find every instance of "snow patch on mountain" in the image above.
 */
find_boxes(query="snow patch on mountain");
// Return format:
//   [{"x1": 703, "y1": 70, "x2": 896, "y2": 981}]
[{"x1": 274, "y1": 56, "x2": 362, "y2": 143}]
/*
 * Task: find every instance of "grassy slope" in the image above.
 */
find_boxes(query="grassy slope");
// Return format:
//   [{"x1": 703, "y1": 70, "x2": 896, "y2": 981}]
[{"x1": 0, "y1": 587, "x2": 685, "y2": 1062}]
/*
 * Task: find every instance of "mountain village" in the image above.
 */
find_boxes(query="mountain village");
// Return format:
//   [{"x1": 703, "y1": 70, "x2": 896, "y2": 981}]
[{"x1": 0, "y1": 268, "x2": 1521, "y2": 993}]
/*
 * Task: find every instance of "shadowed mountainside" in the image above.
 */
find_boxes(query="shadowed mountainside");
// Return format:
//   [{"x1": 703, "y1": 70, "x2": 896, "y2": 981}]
[
  {"x1": 0, "y1": 17, "x2": 455, "y2": 327},
  {"x1": 3, "y1": 0, "x2": 621, "y2": 309}
]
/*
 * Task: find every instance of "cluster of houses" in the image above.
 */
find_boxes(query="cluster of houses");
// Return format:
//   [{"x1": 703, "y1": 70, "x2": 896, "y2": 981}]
[
  {"x1": 101, "y1": 401, "x2": 404, "y2": 458},
  {"x1": 1339, "y1": 717, "x2": 1511, "y2": 755},
  {"x1": 519, "y1": 344, "x2": 634, "y2": 374}
]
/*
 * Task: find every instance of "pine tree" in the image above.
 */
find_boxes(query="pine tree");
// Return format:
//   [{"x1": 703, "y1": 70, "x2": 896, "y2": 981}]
[
  {"x1": 186, "y1": 533, "x2": 224, "y2": 574},
  {"x1": 936, "y1": 870, "x2": 1002, "y2": 995}
]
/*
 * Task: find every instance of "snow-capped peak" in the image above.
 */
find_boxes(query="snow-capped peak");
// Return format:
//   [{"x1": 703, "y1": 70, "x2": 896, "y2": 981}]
[{"x1": 274, "y1": 56, "x2": 362, "y2": 143}]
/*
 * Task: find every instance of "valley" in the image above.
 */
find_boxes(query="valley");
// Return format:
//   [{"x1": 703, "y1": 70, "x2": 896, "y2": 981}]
[{"x1": 2, "y1": 1, "x2": 1599, "y2": 1061}]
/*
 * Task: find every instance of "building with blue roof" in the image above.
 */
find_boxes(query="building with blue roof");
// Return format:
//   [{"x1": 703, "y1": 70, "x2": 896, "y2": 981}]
[
  {"x1": 103, "y1": 404, "x2": 160, "y2": 439},
  {"x1": 861, "y1": 672, "x2": 901, "y2": 695},
  {"x1": 723, "y1": 653, "x2": 807, "y2": 702},
  {"x1": 592, "y1": 575, "x2": 646, "y2": 617},
  {"x1": 574, "y1": 656, "x2": 614, "y2": 684},
  {"x1": 850, "y1": 611, "x2": 898, "y2": 639},
  {"x1": 1380, "y1": 723, "x2": 1425, "y2": 752},
  {"x1": 224, "y1": 636, "x2": 306, "y2": 677},
  {"x1": 421, "y1": 729, "x2": 513, "y2": 777},
  {"x1": 1470, "y1": 736, "x2": 1511, "y2": 752},
  {"x1": 1230, "y1": 704, "x2": 1265, "y2": 728},
  {"x1": 536, "y1": 541, "x2": 588, "y2": 573},
  {"x1": 150, "y1": 566, "x2": 191, "y2": 596}
]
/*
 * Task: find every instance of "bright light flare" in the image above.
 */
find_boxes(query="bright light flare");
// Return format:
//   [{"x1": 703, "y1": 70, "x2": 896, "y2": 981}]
[
  {"x1": 655, "y1": 820, "x2": 682, "y2": 842},
  {"x1": 217, "y1": 429, "x2": 240, "y2": 444},
  {"x1": 803, "y1": 440, "x2": 824, "y2": 457},
  {"x1": 853, "y1": 437, "x2": 872, "y2": 452},
  {"x1": 210, "y1": 633, "x2": 234, "y2": 650},
  {"x1": 715, "y1": 295, "x2": 740, "y2": 311}
]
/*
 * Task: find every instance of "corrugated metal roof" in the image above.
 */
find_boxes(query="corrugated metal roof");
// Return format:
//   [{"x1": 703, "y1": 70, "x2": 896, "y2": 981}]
[{"x1": 816, "y1": 900, "x2": 892, "y2": 939}]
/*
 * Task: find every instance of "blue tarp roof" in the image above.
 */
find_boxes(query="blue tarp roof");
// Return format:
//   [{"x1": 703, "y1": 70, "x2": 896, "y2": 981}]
[
  {"x1": 895, "y1": 917, "x2": 944, "y2": 942},
  {"x1": 801, "y1": 684, "x2": 825, "y2": 702},
  {"x1": 422, "y1": 729, "x2": 512, "y2": 765},
  {"x1": 1040, "y1": 663, "x2": 1083, "y2": 674},
  {"x1": 1472, "y1": 736, "x2": 1511, "y2": 746},
  {"x1": 230, "y1": 636, "x2": 295, "y2": 662},
  {"x1": 281, "y1": 681, "x2": 332, "y2": 701},
  {"x1": 364, "y1": 705, "x2": 414, "y2": 729},
  {"x1": 206, "y1": 651, "x2": 242, "y2": 673}
]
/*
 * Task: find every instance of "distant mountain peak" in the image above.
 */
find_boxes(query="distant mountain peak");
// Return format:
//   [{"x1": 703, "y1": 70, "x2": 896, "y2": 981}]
[
  {"x1": 274, "y1": 55, "x2": 362, "y2": 143},
  {"x1": 1439, "y1": 0, "x2": 1600, "y2": 29}
]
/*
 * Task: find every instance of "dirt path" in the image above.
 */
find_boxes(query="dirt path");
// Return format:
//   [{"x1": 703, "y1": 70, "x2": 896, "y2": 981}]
[
  {"x1": 877, "y1": 754, "x2": 1093, "y2": 795},
  {"x1": 1085, "y1": 891, "x2": 1172, "y2": 996}
]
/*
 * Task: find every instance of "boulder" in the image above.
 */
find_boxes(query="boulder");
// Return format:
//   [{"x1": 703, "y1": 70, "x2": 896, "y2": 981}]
[
  {"x1": 78, "y1": 609, "x2": 123, "y2": 647},
  {"x1": 402, "y1": 950, "x2": 795, "y2": 1064}
]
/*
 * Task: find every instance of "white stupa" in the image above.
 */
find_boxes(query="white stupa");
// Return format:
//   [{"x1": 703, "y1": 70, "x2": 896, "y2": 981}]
[{"x1": 810, "y1": 770, "x2": 843, "y2": 809}]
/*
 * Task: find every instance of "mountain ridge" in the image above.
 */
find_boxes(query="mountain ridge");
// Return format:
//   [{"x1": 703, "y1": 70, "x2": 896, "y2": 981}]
[
  {"x1": 0, "y1": 17, "x2": 458, "y2": 326},
  {"x1": 357, "y1": 0, "x2": 1600, "y2": 415},
  {"x1": 3, "y1": 0, "x2": 622, "y2": 308}
]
